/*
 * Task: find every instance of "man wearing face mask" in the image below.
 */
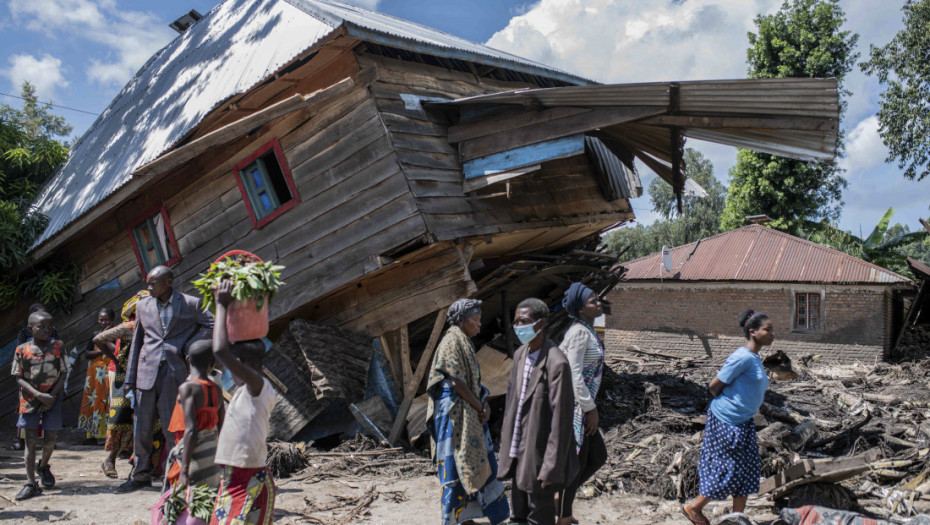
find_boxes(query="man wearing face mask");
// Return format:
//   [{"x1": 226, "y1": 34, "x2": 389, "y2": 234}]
[{"x1": 498, "y1": 298, "x2": 578, "y2": 525}]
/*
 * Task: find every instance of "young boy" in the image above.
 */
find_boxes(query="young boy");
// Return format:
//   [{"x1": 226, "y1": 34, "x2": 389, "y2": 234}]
[
  {"x1": 498, "y1": 298, "x2": 578, "y2": 525},
  {"x1": 165, "y1": 339, "x2": 225, "y2": 490},
  {"x1": 12, "y1": 310, "x2": 66, "y2": 501},
  {"x1": 210, "y1": 280, "x2": 277, "y2": 525}
]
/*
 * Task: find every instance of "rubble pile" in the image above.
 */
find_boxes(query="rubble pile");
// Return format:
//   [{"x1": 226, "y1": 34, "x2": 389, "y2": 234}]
[
  {"x1": 271, "y1": 434, "x2": 432, "y2": 482},
  {"x1": 584, "y1": 350, "x2": 930, "y2": 522}
]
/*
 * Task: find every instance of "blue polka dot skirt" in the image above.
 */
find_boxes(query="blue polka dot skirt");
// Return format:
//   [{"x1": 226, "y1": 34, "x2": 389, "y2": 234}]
[{"x1": 698, "y1": 410, "x2": 761, "y2": 499}]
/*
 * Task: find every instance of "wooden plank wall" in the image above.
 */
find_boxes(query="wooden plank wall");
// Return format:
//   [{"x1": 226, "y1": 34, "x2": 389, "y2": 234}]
[
  {"x1": 359, "y1": 52, "x2": 634, "y2": 247},
  {"x1": 1, "y1": 48, "x2": 431, "y2": 428}
]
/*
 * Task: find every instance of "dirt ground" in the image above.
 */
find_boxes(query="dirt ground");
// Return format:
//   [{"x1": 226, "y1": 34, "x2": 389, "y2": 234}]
[{"x1": 0, "y1": 432, "x2": 777, "y2": 525}]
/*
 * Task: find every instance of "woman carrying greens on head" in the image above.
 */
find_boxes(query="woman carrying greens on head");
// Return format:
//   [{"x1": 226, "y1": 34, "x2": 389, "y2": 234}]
[
  {"x1": 682, "y1": 309, "x2": 774, "y2": 525},
  {"x1": 557, "y1": 283, "x2": 607, "y2": 525},
  {"x1": 426, "y1": 298, "x2": 509, "y2": 525}
]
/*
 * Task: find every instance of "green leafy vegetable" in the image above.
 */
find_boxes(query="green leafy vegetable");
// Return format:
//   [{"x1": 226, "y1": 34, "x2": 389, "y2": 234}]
[{"x1": 191, "y1": 254, "x2": 284, "y2": 312}]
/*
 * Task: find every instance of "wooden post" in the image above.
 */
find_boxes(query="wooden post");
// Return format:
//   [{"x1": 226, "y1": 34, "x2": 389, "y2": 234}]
[
  {"x1": 387, "y1": 307, "x2": 448, "y2": 445},
  {"x1": 502, "y1": 291, "x2": 515, "y2": 356},
  {"x1": 399, "y1": 324, "x2": 412, "y2": 396}
]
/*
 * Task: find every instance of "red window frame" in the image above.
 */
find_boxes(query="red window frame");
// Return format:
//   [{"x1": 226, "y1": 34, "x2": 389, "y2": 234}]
[
  {"x1": 127, "y1": 202, "x2": 181, "y2": 277},
  {"x1": 232, "y1": 138, "x2": 300, "y2": 230}
]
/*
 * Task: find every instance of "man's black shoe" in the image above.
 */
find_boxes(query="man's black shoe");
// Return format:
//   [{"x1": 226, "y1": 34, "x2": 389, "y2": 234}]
[
  {"x1": 114, "y1": 478, "x2": 150, "y2": 494},
  {"x1": 15, "y1": 482, "x2": 41, "y2": 501}
]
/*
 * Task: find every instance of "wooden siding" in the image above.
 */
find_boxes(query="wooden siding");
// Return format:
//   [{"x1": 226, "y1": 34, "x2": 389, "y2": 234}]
[
  {"x1": 360, "y1": 52, "x2": 634, "y2": 249},
  {"x1": 0, "y1": 49, "x2": 430, "y2": 427}
]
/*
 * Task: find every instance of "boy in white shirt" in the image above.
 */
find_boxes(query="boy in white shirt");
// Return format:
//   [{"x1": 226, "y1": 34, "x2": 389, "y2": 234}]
[{"x1": 210, "y1": 280, "x2": 277, "y2": 525}]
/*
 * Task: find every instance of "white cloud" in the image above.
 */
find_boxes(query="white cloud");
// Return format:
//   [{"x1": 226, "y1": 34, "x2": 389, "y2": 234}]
[
  {"x1": 3, "y1": 53, "x2": 69, "y2": 101},
  {"x1": 841, "y1": 116, "x2": 887, "y2": 176},
  {"x1": 8, "y1": 0, "x2": 174, "y2": 88},
  {"x1": 487, "y1": 0, "x2": 783, "y2": 83}
]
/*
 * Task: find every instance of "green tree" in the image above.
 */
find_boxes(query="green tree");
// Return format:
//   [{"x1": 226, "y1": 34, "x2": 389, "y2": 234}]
[
  {"x1": 860, "y1": 0, "x2": 930, "y2": 182},
  {"x1": 605, "y1": 149, "x2": 726, "y2": 261},
  {"x1": 801, "y1": 209, "x2": 929, "y2": 275},
  {"x1": 720, "y1": 0, "x2": 858, "y2": 234},
  {"x1": 0, "y1": 81, "x2": 77, "y2": 311}
]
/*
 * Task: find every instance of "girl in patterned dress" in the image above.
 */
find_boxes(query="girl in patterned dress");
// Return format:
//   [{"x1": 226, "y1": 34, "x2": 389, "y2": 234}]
[
  {"x1": 682, "y1": 309, "x2": 774, "y2": 525},
  {"x1": 78, "y1": 308, "x2": 116, "y2": 443}
]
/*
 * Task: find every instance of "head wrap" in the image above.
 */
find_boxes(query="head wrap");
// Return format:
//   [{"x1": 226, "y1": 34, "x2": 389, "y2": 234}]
[
  {"x1": 121, "y1": 290, "x2": 150, "y2": 322},
  {"x1": 562, "y1": 282, "x2": 595, "y2": 318},
  {"x1": 447, "y1": 298, "x2": 482, "y2": 326}
]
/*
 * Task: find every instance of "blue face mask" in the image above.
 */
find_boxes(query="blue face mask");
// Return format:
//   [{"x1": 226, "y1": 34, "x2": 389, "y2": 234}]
[{"x1": 513, "y1": 321, "x2": 541, "y2": 344}]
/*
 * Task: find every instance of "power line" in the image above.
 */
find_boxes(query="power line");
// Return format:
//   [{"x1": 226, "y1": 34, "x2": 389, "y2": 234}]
[{"x1": 0, "y1": 92, "x2": 99, "y2": 116}]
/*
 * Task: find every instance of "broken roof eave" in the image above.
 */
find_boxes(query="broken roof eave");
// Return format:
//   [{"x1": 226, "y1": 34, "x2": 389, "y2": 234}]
[{"x1": 341, "y1": 23, "x2": 592, "y2": 87}]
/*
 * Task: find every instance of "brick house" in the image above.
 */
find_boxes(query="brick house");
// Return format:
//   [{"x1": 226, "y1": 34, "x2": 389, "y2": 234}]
[{"x1": 605, "y1": 225, "x2": 915, "y2": 364}]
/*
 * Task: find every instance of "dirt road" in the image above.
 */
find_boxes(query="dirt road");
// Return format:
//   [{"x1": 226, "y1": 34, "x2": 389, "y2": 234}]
[{"x1": 0, "y1": 434, "x2": 774, "y2": 524}]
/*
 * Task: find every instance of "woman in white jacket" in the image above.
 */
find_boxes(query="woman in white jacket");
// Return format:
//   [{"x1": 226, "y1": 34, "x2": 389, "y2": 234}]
[{"x1": 556, "y1": 282, "x2": 608, "y2": 525}]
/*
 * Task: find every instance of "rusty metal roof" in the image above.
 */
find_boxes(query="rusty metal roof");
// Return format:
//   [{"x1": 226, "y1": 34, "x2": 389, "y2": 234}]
[{"x1": 622, "y1": 224, "x2": 911, "y2": 284}]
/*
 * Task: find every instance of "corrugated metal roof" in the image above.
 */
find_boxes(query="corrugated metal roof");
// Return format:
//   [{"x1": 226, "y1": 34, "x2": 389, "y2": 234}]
[
  {"x1": 285, "y1": 0, "x2": 589, "y2": 85},
  {"x1": 32, "y1": 0, "x2": 589, "y2": 251},
  {"x1": 440, "y1": 78, "x2": 840, "y2": 162},
  {"x1": 622, "y1": 224, "x2": 911, "y2": 285}
]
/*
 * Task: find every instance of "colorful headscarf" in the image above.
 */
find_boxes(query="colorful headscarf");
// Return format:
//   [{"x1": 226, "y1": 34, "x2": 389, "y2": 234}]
[
  {"x1": 121, "y1": 290, "x2": 150, "y2": 322},
  {"x1": 562, "y1": 282, "x2": 595, "y2": 318},
  {"x1": 447, "y1": 298, "x2": 482, "y2": 326}
]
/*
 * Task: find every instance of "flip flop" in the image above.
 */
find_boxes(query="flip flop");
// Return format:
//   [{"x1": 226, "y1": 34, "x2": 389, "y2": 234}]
[
  {"x1": 101, "y1": 461, "x2": 118, "y2": 479},
  {"x1": 681, "y1": 504, "x2": 710, "y2": 525}
]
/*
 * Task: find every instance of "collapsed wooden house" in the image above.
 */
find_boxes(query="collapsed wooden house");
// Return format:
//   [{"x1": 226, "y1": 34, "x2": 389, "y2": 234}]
[{"x1": 0, "y1": 0, "x2": 842, "y2": 435}]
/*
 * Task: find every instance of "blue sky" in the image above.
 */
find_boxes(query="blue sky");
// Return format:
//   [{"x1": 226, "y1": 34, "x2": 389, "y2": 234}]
[{"x1": 1, "y1": 0, "x2": 926, "y2": 237}]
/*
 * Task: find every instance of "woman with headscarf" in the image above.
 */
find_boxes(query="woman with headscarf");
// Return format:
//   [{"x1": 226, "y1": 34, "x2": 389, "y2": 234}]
[
  {"x1": 78, "y1": 307, "x2": 117, "y2": 444},
  {"x1": 556, "y1": 283, "x2": 608, "y2": 525},
  {"x1": 93, "y1": 291, "x2": 165, "y2": 479},
  {"x1": 426, "y1": 298, "x2": 509, "y2": 525}
]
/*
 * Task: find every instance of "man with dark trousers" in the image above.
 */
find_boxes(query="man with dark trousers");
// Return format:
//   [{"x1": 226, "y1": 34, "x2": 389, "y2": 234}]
[
  {"x1": 498, "y1": 298, "x2": 578, "y2": 525},
  {"x1": 115, "y1": 265, "x2": 213, "y2": 493}
]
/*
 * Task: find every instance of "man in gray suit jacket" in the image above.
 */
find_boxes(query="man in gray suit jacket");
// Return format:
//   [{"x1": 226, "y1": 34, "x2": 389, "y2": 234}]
[{"x1": 116, "y1": 265, "x2": 213, "y2": 493}]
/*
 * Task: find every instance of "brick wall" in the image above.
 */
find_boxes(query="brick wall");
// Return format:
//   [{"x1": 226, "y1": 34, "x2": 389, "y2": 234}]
[{"x1": 604, "y1": 283, "x2": 890, "y2": 364}]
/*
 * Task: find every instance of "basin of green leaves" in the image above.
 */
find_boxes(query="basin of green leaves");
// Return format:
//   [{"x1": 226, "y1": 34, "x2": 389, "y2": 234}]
[{"x1": 192, "y1": 254, "x2": 284, "y2": 313}]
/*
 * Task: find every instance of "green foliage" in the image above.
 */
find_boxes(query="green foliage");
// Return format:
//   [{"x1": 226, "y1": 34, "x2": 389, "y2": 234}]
[
  {"x1": 161, "y1": 483, "x2": 218, "y2": 523},
  {"x1": 801, "y1": 208, "x2": 929, "y2": 274},
  {"x1": 605, "y1": 149, "x2": 726, "y2": 262},
  {"x1": 721, "y1": 0, "x2": 858, "y2": 235},
  {"x1": 192, "y1": 255, "x2": 285, "y2": 312},
  {"x1": 861, "y1": 0, "x2": 930, "y2": 182},
  {"x1": 0, "y1": 81, "x2": 76, "y2": 312}
]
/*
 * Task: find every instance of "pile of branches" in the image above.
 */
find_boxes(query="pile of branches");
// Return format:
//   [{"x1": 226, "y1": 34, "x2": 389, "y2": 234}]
[
  {"x1": 271, "y1": 434, "x2": 433, "y2": 482},
  {"x1": 585, "y1": 351, "x2": 930, "y2": 520}
]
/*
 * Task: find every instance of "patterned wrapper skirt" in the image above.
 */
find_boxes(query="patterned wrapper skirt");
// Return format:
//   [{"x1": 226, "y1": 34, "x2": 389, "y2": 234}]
[
  {"x1": 434, "y1": 384, "x2": 509, "y2": 525},
  {"x1": 698, "y1": 410, "x2": 761, "y2": 499},
  {"x1": 78, "y1": 355, "x2": 109, "y2": 439},
  {"x1": 210, "y1": 466, "x2": 275, "y2": 525},
  {"x1": 105, "y1": 370, "x2": 133, "y2": 452}
]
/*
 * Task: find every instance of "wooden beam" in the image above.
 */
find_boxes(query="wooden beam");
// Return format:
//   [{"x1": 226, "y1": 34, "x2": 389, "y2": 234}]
[
  {"x1": 388, "y1": 307, "x2": 448, "y2": 445},
  {"x1": 458, "y1": 106, "x2": 665, "y2": 161},
  {"x1": 448, "y1": 106, "x2": 590, "y2": 143},
  {"x1": 134, "y1": 77, "x2": 355, "y2": 177},
  {"x1": 463, "y1": 164, "x2": 540, "y2": 193},
  {"x1": 637, "y1": 114, "x2": 837, "y2": 132},
  {"x1": 399, "y1": 324, "x2": 411, "y2": 396},
  {"x1": 671, "y1": 127, "x2": 683, "y2": 214}
]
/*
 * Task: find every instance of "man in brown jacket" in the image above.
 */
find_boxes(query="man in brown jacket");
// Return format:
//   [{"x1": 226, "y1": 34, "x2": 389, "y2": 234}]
[{"x1": 499, "y1": 298, "x2": 579, "y2": 525}]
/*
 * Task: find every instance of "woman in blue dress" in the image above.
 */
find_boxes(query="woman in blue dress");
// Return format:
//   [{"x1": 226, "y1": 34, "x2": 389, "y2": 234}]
[
  {"x1": 426, "y1": 298, "x2": 509, "y2": 525},
  {"x1": 682, "y1": 309, "x2": 774, "y2": 525}
]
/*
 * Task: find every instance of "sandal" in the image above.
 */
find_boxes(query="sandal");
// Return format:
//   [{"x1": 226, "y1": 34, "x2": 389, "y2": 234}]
[
  {"x1": 101, "y1": 461, "x2": 118, "y2": 478},
  {"x1": 681, "y1": 504, "x2": 710, "y2": 525},
  {"x1": 15, "y1": 482, "x2": 42, "y2": 501}
]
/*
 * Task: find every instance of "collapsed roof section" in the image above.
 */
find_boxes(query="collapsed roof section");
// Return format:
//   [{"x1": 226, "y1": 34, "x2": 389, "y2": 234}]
[{"x1": 433, "y1": 78, "x2": 840, "y2": 210}]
